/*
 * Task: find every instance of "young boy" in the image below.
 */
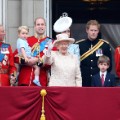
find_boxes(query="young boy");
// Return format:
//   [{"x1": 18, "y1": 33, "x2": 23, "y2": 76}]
[
  {"x1": 17, "y1": 26, "x2": 41, "y2": 86},
  {"x1": 92, "y1": 55, "x2": 115, "y2": 87}
]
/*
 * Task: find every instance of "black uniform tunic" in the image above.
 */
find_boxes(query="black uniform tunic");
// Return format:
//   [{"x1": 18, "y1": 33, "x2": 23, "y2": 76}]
[{"x1": 77, "y1": 38, "x2": 112, "y2": 87}]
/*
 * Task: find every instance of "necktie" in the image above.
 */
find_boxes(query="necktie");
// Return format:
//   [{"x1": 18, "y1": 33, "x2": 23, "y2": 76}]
[{"x1": 101, "y1": 74, "x2": 104, "y2": 86}]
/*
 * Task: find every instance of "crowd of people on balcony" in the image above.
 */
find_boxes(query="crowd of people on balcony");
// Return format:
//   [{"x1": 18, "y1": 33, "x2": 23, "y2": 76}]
[{"x1": 0, "y1": 14, "x2": 120, "y2": 87}]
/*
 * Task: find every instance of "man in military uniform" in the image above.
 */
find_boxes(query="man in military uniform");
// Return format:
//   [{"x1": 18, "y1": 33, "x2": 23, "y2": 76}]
[
  {"x1": 76, "y1": 20, "x2": 112, "y2": 87},
  {"x1": 14, "y1": 17, "x2": 54, "y2": 86},
  {"x1": 115, "y1": 46, "x2": 120, "y2": 78},
  {"x1": 0, "y1": 25, "x2": 16, "y2": 86}
]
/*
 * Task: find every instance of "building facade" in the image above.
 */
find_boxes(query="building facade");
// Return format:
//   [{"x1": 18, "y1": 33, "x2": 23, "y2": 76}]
[{"x1": 0, "y1": 0, "x2": 52, "y2": 50}]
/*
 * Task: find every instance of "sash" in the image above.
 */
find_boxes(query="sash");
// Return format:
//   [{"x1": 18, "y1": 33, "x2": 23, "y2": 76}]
[
  {"x1": 80, "y1": 39, "x2": 104, "y2": 62},
  {"x1": 31, "y1": 37, "x2": 52, "y2": 57},
  {"x1": 0, "y1": 43, "x2": 9, "y2": 62}
]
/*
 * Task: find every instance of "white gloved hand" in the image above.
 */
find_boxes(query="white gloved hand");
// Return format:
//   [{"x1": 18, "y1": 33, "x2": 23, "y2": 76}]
[
  {"x1": 45, "y1": 40, "x2": 53, "y2": 57},
  {"x1": 47, "y1": 40, "x2": 53, "y2": 50}
]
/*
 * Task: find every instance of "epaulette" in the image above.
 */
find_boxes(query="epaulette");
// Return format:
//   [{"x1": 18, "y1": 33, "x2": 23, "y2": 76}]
[
  {"x1": 75, "y1": 39, "x2": 86, "y2": 44},
  {"x1": 99, "y1": 39, "x2": 109, "y2": 44}
]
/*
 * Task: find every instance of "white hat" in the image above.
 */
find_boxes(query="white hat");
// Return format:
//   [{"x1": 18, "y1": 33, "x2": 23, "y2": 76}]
[
  {"x1": 53, "y1": 33, "x2": 75, "y2": 46},
  {"x1": 53, "y1": 13, "x2": 72, "y2": 33}
]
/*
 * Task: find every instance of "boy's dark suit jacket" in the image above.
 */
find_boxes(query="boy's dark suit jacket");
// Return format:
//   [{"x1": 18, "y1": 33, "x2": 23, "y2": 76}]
[{"x1": 92, "y1": 72, "x2": 115, "y2": 87}]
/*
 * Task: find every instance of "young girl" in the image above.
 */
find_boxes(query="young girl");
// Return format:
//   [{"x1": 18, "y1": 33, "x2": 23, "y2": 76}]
[{"x1": 17, "y1": 26, "x2": 41, "y2": 86}]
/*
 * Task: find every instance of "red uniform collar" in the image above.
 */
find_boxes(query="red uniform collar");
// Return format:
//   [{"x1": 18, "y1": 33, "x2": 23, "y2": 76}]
[
  {"x1": 0, "y1": 42, "x2": 3, "y2": 46},
  {"x1": 34, "y1": 33, "x2": 47, "y2": 42}
]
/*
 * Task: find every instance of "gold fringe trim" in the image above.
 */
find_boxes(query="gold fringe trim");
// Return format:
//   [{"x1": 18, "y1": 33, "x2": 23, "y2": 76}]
[
  {"x1": 75, "y1": 39, "x2": 86, "y2": 44},
  {"x1": 80, "y1": 40, "x2": 104, "y2": 61}
]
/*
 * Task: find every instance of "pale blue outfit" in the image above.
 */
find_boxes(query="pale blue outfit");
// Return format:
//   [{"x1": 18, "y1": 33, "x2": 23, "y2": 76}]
[
  {"x1": 17, "y1": 38, "x2": 40, "y2": 86},
  {"x1": 17, "y1": 38, "x2": 32, "y2": 57},
  {"x1": 68, "y1": 44, "x2": 80, "y2": 63}
]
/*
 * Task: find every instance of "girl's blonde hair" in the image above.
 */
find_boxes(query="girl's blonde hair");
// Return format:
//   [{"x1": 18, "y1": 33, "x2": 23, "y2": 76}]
[{"x1": 18, "y1": 26, "x2": 29, "y2": 34}]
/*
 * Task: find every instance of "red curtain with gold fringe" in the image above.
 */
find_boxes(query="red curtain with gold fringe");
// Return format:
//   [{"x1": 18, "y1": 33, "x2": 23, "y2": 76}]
[{"x1": 0, "y1": 87, "x2": 120, "y2": 120}]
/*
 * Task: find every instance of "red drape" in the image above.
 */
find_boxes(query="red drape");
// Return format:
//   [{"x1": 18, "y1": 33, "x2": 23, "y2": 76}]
[{"x1": 0, "y1": 87, "x2": 120, "y2": 120}]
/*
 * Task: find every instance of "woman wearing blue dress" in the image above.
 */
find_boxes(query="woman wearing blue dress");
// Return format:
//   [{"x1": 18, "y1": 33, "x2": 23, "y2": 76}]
[{"x1": 53, "y1": 13, "x2": 80, "y2": 63}]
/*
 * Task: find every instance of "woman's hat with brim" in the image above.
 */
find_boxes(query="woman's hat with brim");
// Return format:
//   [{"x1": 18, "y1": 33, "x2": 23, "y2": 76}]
[
  {"x1": 53, "y1": 33, "x2": 75, "y2": 47},
  {"x1": 53, "y1": 13, "x2": 72, "y2": 33}
]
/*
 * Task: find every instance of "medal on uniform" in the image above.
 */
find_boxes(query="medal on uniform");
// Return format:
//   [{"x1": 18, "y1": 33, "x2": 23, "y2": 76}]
[
  {"x1": 3, "y1": 60, "x2": 6, "y2": 65},
  {"x1": 4, "y1": 55, "x2": 8, "y2": 61},
  {"x1": 96, "y1": 48, "x2": 103, "y2": 56},
  {"x1": 1, "y1": 47, "x2": 9, "y2": 54}
]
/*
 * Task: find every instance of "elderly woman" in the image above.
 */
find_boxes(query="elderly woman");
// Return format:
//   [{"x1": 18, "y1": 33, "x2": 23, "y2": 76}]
[
  {"x1": 43, "y1": 33, "x2": 82, "y2": 86},
  {"x1": 61, "y1": 28, "x2": 80, "y2": 62}
]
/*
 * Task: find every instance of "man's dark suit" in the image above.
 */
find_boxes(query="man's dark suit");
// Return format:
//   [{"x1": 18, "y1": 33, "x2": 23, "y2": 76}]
[{"x1": 92, "y1": 72, "x2": 115, "y2": 87}]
